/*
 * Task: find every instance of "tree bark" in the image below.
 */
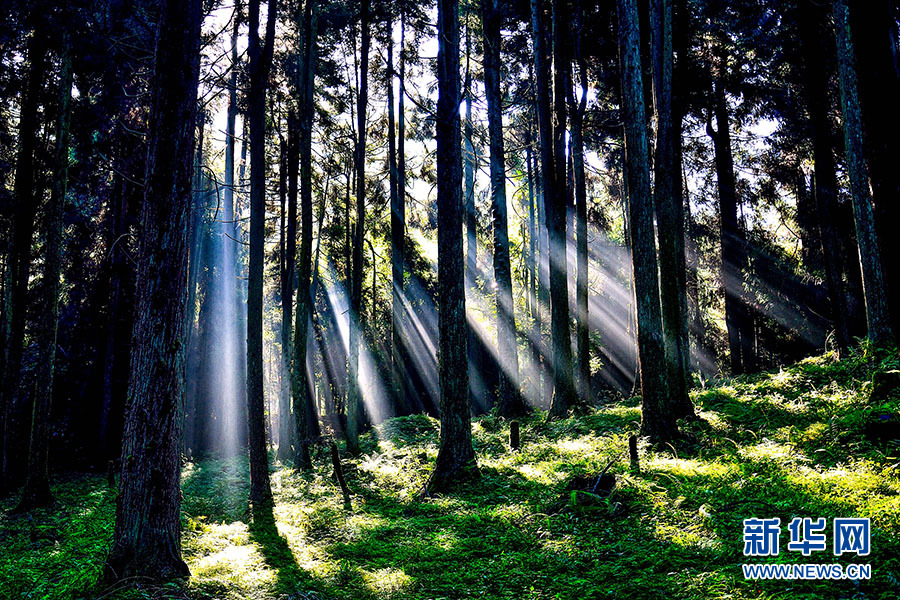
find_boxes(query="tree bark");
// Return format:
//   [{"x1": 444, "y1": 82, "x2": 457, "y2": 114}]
[
  {"x1": 617, "y1": 0, "x2": 676, "y2": 444},
  {"x1": 1, "y1": 17, "x2": 47, "y2": 494},
  {"x1": 548, "y1": 0, "x2": 576, "y2": 418},
  {"x1": 347, "y1": 0, "x2": 370, "y2": 455},
  {"x1": 566, "y1": 0, "x2": 590, "y2": 405},
  {"x1": 850, "y1": 0, "x2": 900, "y2": 335},
  {"x1": 18, "y1": 28, "x2": 73, "y2": 511},
  {"x1": 650, "y1": 0, "x2": 691, "y2": 417},
  {"x1": 525, "y1": 131, "x2": 543, "y2": 403},
  {"x1": 463, "y1": 26, "x2": 479, "y2": 406},
  {"x1": 482, "y1": 0, "x2": 525, "y2": 418},
  {"x1": 292, "y1": 0, "x2": 319, "y2": 470},
  {"x1": 531, "y1": 0, "x2": 575, "y2": 419},
  {"x1": 278, "y1": 111, "x2": 298, "y2": 462},
  {"x1": 797, "y1": 0, "x2": 851, "y2": 354},
  {"x1": 395, "y1": 12, "x2": 408, "y2": 415},
  {"x1": 708, "y1": 76, "x2": 755, "y2": 374},
  {"x1": 833, "y1": 0, "x2": 895, "y2": 346},
  {"x1": 246, "y1": 0, "x2": 277, "y2": 508},
  {"x1": 105, "y1": 0, "x2": 201, "y2": 579},
  {"x1": 388, "y1": 13, "x2": 407, "y2": 417},
  {"x1": 428, "y1": 0, "x2": 477, "y2": 492}
]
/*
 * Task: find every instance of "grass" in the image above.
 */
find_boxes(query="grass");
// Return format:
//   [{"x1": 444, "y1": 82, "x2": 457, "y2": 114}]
[{"x1": 2, "y1": 344, "x2": 899, "y2": 599}]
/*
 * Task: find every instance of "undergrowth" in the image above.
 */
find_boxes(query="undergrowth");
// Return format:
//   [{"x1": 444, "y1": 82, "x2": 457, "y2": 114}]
[{"x1": 2, "y1": 344, "x2": 899, "y2": 599}]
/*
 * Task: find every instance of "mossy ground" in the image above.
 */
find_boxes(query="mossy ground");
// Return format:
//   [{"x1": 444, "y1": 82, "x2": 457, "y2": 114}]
[{"x1": 2, "y1": 345, "x2": 899, "y2": 599}]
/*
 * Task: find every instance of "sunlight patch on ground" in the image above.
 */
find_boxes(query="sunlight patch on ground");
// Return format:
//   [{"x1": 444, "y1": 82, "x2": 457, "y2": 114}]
[
  {"x1": 647, "y1": 455, "x2": 736, "y2": 479},
  {"x1": 738, "y1": 439, "x2": 808, "y2": 465},
  {"x1": 189, "y1": 544, "x2": 277, "y2": 598},
  {"x1": 361, "y1": 567, "x2": 414, "y2": 598}
]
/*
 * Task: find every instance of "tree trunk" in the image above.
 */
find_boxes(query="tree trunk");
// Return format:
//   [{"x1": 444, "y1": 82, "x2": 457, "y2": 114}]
[
  {"x1": 1, "y1": 19, "x2": 46, "y2": 494},
  {"x1": 525, "y1": 131, "x2": 543, "y2": 403},
  {"x1": 428, "y1": 0, "x2": 477, "y2": 492},
  {"x1": 395, "y1": 12, "x2": 408, "y2": 416},
  {"x1": 567, "y1": 0, "x2": 590, "y2": 405},
  {"x1": 388, "y1": 14, "x2": 407, "y2": 417},
  {"x1": 833, "y1": 0, "x2": 895, "y2": 346},
  {"x1": 105, "y1": 0, "x2": 201, "y2": 579},
  {"x1": 617, "y1": 0, "x2": 676, "y2": 444},
  {"x1": 463, "y1": 28, "x2": 479, "y2": 406},
  {"x1": 650, "y1": 0, "x2": 691, "y2": 417},
  {"x1": 246, "y1": 0, "x2": 277, "y2": 509},
  {"x1": 292, "y1": 0, "x2": 319, "y2": 470},
  {"x1": 278, "y1": 111, "x2": 298, "y2": 462},
  {"x1": 531, "y1": 0, "x2": 576, "y2": 419},
  {"x1": 708, "y1": 76, "x2": 754, "y2": 374},
  {"x1": 347, "y1": 0, "x2": 370, "y2": 455},
  {"x1": 482, "y1": 0, "x2": 525, "y2": 418},
  {"x1": 850, "y1": 0, "x2": 900, "y2": 335},
  {"x1": 797, "y1": 0, "x2": 851, "y2": 353},
  {"x1": 17, "y1": 29, "x2": 73, "y2": 511}
]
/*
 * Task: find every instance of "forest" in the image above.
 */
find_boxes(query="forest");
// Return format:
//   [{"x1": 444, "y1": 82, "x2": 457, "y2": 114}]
[{"x1": 1, "y1": 0, "x2": 900, "y2": 598}]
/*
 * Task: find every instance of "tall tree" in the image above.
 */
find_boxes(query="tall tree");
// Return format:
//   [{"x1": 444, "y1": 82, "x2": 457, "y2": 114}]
[
  {"x1": 707, "y1": 72, "x2": 755, "y2": 375},
  {"x1": 617, "y1": 0, "x2": 676, "y2": 443},
  {"x1": 246, "y1": 0, "x2": 277, "y2": 508},
  {"x1": 347, "y1": 0, "x2": 371, "y2": 455},
  {"x1": 388, "y1": 11, "x2": 406, "y2": 416},
  {"x1": 1, "y1": 13, "x2": 47, "y2": 493},
  {"x1": 850, "y1": 0, "x2": 900, "y2": 335},
  {"x1": 463, "y1": 20, "x2": 478, "y2": 405},
  {"x1": 796, "y1": 0, "x2": 851, "y2": 354},
  {"x1": 650, "y1": 0, "x2": 691, "y2": 416},
  {"x1": 566, "y1": 0, "x2": 590, "y2": 404},
  {"x1": 531, "y1": 0, "x2": 576, "y2": 419},
  {"x1": 832, "y1": 0, "x2": 894, "y2": 346},
  {"x1": 394, "y1": 11, "x2": 408, "y2": 416},
  {"x1": 17, "y1": 22, "x2": 73, "y2": 511},
  {"x1": 428, "y1": 0, "x2": 476, "y2": 492},
  {"x1": 482, "y1": 0, "x2": 525, "y2": 418},
  {"x1": 105, "y1": 0, "x2": 202, "y2": 579},
  {"x1": 292, "y1": 0, "x2": 319, "y2": 470},
  {"x1": 279, "y1": 112, "x2": 298, "y2": 462}
]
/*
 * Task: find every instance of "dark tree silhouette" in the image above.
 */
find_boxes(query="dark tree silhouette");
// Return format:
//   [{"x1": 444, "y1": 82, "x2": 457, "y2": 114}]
[
  {"x1": 105, "y1": 0, "x2": 202, "y2": 579},
  {"x1": 428, "y1": 0, "x2": 477, "y2": 493},
  {"x1": 246, "y1": 0, "x2": 277, "y2": 509},
  {"x1": 482, "y1": 0, "x2": 525, "y2": 418},
  {"x1": 617, "y1": 0, "x2": 676, "y2": 444}
]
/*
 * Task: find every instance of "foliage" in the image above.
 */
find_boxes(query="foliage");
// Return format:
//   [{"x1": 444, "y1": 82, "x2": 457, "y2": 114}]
[{"x1": 2, "y1": 347, "x2": 900, "y2": 599}]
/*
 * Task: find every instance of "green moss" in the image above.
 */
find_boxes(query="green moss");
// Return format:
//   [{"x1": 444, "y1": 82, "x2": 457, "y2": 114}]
[{"x1": 3, "y1": 346, "x2": 900, "y2": 599}]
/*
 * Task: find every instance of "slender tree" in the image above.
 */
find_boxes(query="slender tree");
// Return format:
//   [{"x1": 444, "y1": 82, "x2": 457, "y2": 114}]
[
  {"x1": 482, "y1": 0, "x2": 525, "y2": 418},
  {"x1": 292, "y1": 0, "x2": 319, "y2": 470},
  {"x1": 707, "y1": 72, "x2": 755, "y2": 375},
  {"x1": 395, "y1": 10, "x2": 408, "y2": 415},
  {"x1": 105, "y1": 0, "x2": 202, "y2": 579},
  {"x1": 388, "y1": 12, "x2": 406, "y2": 416},
  {"x1": 650, "y1": 0, "x2": 691, "y2": 416},
  {"x1": 17, "y1": 24, "x2": 73, "y2": 511},
  {"x1": 428, "y1": 0, "x2": 477, "y2": 492},
  {"x1": 246, "y1": 0, "x2": 277, "y2": 508},
  {"x1": 1, "y1": 14, "x2": 47, "y2": 493},
  {"x1": 832, "y1": 0, "x2": 894, "y2": 346},
  {"x1": 531, "y1": 0, "x2": 576, "y2": 419},
  {"x1": 347, "y1": 0, "x2": 371, "y2": 455},
  {"x1": 279, "y1": 112, "x2": 298, "y2": 462},
  {"x1": 463, "y1": 20, "x2": 478, "y2": 405},
  {"x1": 796, "y1": 0, "x2": 850, "y2": 354},
  {"x1": 617, "y1": 0, "x2": 676, "y2": 443},
  {"x1": 566, "y1": 0, "x2": 590, "y2": 403}
]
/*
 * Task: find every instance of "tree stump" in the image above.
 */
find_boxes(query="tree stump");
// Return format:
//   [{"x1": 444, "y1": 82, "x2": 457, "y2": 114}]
[
  {"x1": 629, "y1": 435, "x2": 639, "y2": 472},
  {"x1": 509, "y1": 420, "x2": 520, "y2": 451}
]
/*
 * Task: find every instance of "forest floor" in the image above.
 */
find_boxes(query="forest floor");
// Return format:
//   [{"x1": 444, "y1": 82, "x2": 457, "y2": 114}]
[{"x1": 2, "y1": 345, "x2": 900, "y2": 600}]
